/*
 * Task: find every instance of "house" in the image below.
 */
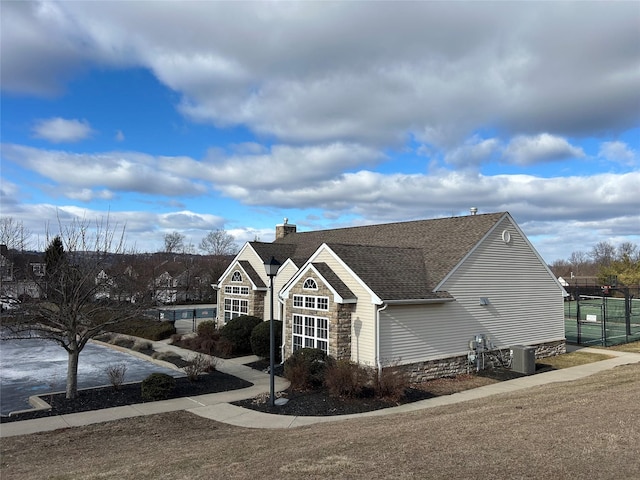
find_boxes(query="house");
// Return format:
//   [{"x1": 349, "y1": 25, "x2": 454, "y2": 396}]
[{"x1": 215, "y1": 212, "x2": 566, "y2": 380}]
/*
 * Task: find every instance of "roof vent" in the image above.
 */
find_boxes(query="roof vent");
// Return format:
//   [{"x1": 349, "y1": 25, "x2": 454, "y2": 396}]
[{"x1": 470, "y1": 207, "x2": 478, "y2": 215}]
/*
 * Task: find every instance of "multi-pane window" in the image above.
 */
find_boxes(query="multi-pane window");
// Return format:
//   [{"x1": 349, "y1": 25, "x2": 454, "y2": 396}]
[
  {"x1": 231, "y1": 271, "x2": 242, "y2": 282},
  {"x1": 224, "y1": 285, "x2": 249, "y2": 295},
  {"x1": 224, "y1": 298, "x2": 248, "y2": 321},
  {"x1": 303, "y1": 278, "x2": 317, "y2": 290},
  {"x1": 292, "y1": 314, "x2": 328, "y2": 353},
  {"x1": 293, "y1": 294, "x2": 329, "y2": 311}
]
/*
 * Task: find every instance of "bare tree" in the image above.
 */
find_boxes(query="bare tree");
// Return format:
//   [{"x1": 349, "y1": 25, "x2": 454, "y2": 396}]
[
  {"x1": 590, "y1": 241, "x2": 616, "y2": 268},
  {"x1": 199, "y1": 229, "x2": 238, "y2": 256},
  {"x1": 163, "y1": 231, "x2": 185, "y2": 253},
  {"x1": 3, "y1": 217, "x2": 150, "y2": 399},
  {"x1": 0, "y1": 216, "x2": 32, "y2": 251}
]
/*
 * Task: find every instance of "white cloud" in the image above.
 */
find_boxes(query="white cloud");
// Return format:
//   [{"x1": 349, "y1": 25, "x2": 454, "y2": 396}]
[
  {"x1": 32, "y1": 117, "x2": 94, "y2": 143},
  {"x1": 3, "y1": 3, "x2": 637, "y2": 144},
  {"x1": 444, "y1": 136, "x2": 500, "y2": 168},
  {"x1": 502, "y1": 134, "x2": 585, "y2": 166},
  {"x1": 598, "y1": 141, "x2": 637, "y2": 167},
  {"x1": 1, "y1": 144, "x2": 207, "y2": 197}
]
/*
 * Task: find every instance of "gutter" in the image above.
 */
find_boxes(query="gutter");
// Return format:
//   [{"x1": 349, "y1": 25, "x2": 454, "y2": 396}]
[
  {"x1": 383, "y1": 298, "x2": 454, "y2": 305},
  {"x1": 376, "y1": 303, "x2": 388, "y2": 379}
]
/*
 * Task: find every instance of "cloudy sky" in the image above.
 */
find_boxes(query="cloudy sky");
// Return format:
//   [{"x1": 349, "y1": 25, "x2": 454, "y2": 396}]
[{"x1": 1, "y1": 1, "x2": 638, "y2": 262}]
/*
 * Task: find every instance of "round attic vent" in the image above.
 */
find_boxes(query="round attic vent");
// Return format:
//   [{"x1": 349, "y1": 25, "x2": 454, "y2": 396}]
[{"x1": 502, "y1": 230, "x2": 512, "y2": 244}]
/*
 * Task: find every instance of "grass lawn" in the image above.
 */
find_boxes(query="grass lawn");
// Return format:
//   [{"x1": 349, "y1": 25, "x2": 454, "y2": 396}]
[
  {"x1": 606, "y1": 340, "x2": 640, "y2": 354},
  {"x1": 2, "y1": 363, "x2": 640, "y2": 479},
  {"x1": 537, "y1": 350, "x2": 614, "y2": 369}
]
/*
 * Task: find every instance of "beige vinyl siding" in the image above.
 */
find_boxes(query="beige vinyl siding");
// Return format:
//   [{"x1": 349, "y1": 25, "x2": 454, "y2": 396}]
[
  {"x1": 380, "y1": 217, "x2": 565, "y2": 364},
  {"x1": 312, "y1": 249, "x2": 378, "y2": 365}
]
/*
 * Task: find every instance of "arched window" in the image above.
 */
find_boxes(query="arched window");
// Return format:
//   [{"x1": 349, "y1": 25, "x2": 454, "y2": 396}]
[
  {"x1": 303, "y1": 278, "x2": 317, "y2": 290},
  {"x1": 231, "y1": 271, "x2": 242, "y2": 282}
]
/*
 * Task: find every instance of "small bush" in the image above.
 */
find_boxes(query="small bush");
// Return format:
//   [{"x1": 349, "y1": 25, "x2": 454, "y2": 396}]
[
  {"x1": 284, "y1": 348, "x2": 329, "y2": 391},
  {"x1": 109, "y1": 336, "x2": 135, "y2": 348},
  {"x1": 221, "y1": 315, "x2": 263, "y2": 354},
  {"x1": 183, "y1": 353, "x2": 216, "y2": 381},
  {"x1": 324, "y1": 359, "x2": 370, "y2": 398},
  {"x1": 169, "y1": 333, "x2": 182, "y2": 344},
  {"x1": 132, "y1": 340, "x2": 152, "y2": 352},
  {"x1": 105, "y1": 363, "x2": 127, "y2": 390},
  {"x1": 110, "y1": 318, "x2": 176, "y2": 341},
  {"x1": 141, "y1": 373, "x2": 176, "y2": 401},
  {"x1": 250, "y1": 320, "x2": 283, "y2": 361},
  {"x1": 374, "y1": 365, "x2": 408, "y2": 402},
  {"x1": 197, "y1": 320, "x2": 218, "y2": 338}
]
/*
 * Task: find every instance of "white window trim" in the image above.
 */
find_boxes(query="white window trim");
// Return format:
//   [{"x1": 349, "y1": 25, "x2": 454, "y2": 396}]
[
  {"x1": 231, "y1": 271, "x2": 242, "y2": 282},
  {"x1": 292, "y1": 313, "x2": 329, "y2": 353},
  {"x1": 293, "y1": 294, "x2": 329, "y2": 311},
  {"x1": 224, "y1": 285, "x2": 249, "y2": 295},
  {"x1": 224, "y1": 297, "x2": 248, "y2": 322},
  {"x1": 303, "y1": 278, "x2": 318, "y2": 290}
]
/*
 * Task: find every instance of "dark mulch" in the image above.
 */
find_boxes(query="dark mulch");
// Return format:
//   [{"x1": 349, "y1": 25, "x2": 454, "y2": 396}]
[
  {"x1": 232, "y1": 386, "x2": 435, "y2": 417},
  {"x1": 1, "y1": 371, "x2": 251, "y2": 424},
  {"x1": 233, "y1": 361, "x2": 557, "y2": 417}
]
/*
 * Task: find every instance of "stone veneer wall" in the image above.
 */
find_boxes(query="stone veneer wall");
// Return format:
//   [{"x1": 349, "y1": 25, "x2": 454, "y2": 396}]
[
  {"x1": 283, "y1": 272, "x2": 353, "y2": 361},
  {"x1": 398, "y1": 340, "x2": 566, "y2": 383},
  {"x1": 217, "y1": 272, "x2": 261, "y2": 327}
]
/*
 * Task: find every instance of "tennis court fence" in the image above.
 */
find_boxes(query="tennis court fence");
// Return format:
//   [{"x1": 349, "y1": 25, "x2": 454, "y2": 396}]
[{"x1": 564, "y1": 286, "x2": 640, "y2": 346}]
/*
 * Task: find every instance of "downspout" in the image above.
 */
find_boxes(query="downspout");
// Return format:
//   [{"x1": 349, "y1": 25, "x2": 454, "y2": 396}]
[
  {"x1": 277, "y1": 293, "x2": 286, "y2": 364},
  {"x1": 376, "y1": 303, "x2": 388, "y2": 379}
]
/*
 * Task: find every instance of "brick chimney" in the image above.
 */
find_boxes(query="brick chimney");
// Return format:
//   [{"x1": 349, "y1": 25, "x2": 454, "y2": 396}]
[{"x1": 275, "y1": 218, "x2": 296, "y2": 240}]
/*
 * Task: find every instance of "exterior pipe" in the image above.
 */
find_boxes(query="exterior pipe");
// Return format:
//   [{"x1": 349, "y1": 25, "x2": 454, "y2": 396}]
[
  {"x1": 376, "y1": 303, "x2": 388, "y2": 379},
  {"x1": 277, "y1": 293, "x2": 286, "y2": 364}
]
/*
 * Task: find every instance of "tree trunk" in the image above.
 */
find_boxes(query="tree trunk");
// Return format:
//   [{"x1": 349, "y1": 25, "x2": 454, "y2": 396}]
[{"x1": 66, "y1": 343, "x2": 79, "y2": 399}]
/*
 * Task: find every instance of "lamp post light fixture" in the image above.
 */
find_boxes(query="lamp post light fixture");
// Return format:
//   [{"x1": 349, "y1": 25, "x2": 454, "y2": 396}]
[{"x1": 264, "y1": 256, "x2": 281, "y2": 406}]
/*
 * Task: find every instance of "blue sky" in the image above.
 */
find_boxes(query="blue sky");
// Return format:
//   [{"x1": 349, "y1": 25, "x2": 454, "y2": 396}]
[{"x1": 1, "y1": 1, "x2": 638, "y2": 262}]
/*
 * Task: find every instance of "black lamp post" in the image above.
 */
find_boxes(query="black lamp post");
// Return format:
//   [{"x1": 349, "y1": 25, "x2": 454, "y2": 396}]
[{"x1": 264, "y1": 256, "x2": 281, "y2": 406}]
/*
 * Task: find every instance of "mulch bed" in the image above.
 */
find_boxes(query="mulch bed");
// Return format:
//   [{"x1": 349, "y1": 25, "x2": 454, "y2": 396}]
[
  {"x1": 1, "y1": 371, "x2": 251, "y2": 424},
  {"x1": 232, "y1": 361, "x2": 556, "y2": 417}
]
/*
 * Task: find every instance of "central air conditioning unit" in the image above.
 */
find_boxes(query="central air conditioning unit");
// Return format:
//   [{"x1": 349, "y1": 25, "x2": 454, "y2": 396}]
[{"x1": 511, "y1": 345, "x2": 536, "y2": 375}]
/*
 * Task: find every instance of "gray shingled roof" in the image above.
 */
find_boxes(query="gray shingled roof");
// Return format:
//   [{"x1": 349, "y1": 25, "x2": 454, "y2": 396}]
[
  {"x1": 238, "y1": 260, "x2": 266, "y2": 288},
  {"x1": 311, "y1": 262, "x2": 356, "y2": 302},
  {"x1": 271, "y1": 212, "x2": 506, "y2": 301}
]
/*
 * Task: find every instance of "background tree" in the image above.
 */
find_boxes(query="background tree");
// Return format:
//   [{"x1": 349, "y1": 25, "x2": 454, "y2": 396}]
[
  {"x1": 199, "y1": 229, "x2": 238, "y2": 255},
  {"x1": 590, "y1": 241, "x2": 616, "y2": 268},
  {"x1": 0, "y1": 216, "x2": 32, "y2": 251},
  {"x1": 163, "y1": 231, "x2": 185, "y2": 253},
  {"x1": 3, "y1": 217, "x2": 150, "y2": 399}
]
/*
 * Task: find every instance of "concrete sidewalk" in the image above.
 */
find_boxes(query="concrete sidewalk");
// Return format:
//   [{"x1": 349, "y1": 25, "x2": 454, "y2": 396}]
[{"x1": 2, "y1": 346, "x2": 639, "y2": 438}]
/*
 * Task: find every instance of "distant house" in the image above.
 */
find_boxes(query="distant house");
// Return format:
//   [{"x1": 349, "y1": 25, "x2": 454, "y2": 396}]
[
  {"x1": 0, "y1": 246, "x2": 46, "y2": 306},
  {"x1": 210, "y1": 213, "x2": 566, "y2": 379}
]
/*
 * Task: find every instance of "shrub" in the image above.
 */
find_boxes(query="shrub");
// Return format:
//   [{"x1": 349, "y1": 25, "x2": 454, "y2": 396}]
[
  {"x1": 110, "y1": 318, "x2": 176, "y2": 341},
  {"x1": 141, "y1": 373, "x2": 176, "y2": 401},
  {"x1": 183, "y1": 353, "x2": 216, "y2": 381},
  {"x1": 221, "y1": 315, "x2": 262, "y2": 354},
  {"x1": 132, "y1": 340, "x2": 152, "y2": 352},
  {"x1": 197, "y1": 320, "x2": 218, "y2": 338},
  {"x1": 284, "y1": 348, "x2": 329, "y2": 391},
  {"x1": 109, "y1": 336, "x2": 135, "y2": 348},
  {"x1": 374, "y1": 365, "x2": 408, "y2": 402},
  {"x1": 169, "y1": 333, "x2": 182, "y2": 344},
  {"x1": 105, "y1": 363, "x2": 127, "y2": 390},
  {"x1": 324, "y1": 359, "x2": 370, "y2": 398},
  {"x1": 250, "y1": 320, "x2": 283, "y2": 361}
]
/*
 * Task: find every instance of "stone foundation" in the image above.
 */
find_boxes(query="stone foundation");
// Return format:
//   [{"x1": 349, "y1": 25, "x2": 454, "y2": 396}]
[{"x1": 395, "y1": 340, "x2": 567, "y2": 382}]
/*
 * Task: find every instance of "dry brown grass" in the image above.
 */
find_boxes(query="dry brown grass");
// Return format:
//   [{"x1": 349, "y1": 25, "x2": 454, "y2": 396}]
[
  {"x1": 2, "y1": 364, "x2": 639, "y2": 480},
  {"x1": 537, "y1": 350, "x2": 614, "y2": 369},
  {"x1": 607, "y1": 340, "x2": 640, "y2": 353}
]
